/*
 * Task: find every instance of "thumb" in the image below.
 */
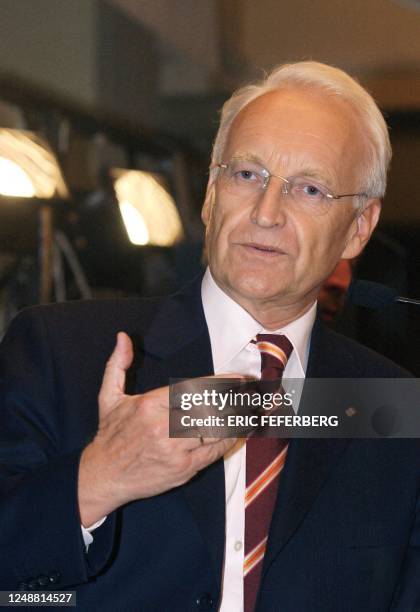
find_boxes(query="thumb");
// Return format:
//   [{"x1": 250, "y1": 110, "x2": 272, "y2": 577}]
[{"x1": 98, "y1": 332, "x2": 134, "y2": 418}]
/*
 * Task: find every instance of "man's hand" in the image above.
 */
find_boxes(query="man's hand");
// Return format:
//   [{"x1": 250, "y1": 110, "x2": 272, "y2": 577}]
[{"x1": 78, "y1": 332, "x2": 237, "y2": 527}]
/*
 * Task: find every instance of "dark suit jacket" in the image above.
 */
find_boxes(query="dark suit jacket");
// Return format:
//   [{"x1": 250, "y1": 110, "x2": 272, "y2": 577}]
[{"x1": 0, "y1": 277, "x2": 419, "y2": 611}]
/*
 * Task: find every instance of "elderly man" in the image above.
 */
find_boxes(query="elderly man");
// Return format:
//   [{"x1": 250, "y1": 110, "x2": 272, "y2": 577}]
[{"x1": 1, "y1": 61, "x2": 419, "y2": 611}]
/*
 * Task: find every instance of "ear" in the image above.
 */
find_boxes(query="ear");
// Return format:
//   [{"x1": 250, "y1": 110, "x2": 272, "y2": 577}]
[{"x1": 341, "y1": 198, "x2": 381, "y2": 260}]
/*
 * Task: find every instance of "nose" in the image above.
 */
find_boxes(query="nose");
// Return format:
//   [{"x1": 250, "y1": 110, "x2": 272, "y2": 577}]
[{"x1": 250, "y1": 178, "x2": 288, "y2": 228}]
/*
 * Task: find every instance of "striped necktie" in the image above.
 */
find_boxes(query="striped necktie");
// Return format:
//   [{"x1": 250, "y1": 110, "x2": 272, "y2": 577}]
[{"x1": 244, "y1": 333, "x2": 293, "y2": 612}]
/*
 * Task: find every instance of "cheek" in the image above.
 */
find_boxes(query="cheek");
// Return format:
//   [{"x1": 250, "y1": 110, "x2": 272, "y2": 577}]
[
  {"x1": 205, "y1": 213, "x2": 233, "y2": 270},
  {"x1": 207, "y1": 203, "x2": 246, "y2": 251},
  {"x1": 293, "y1": 214, "x2": 353, "y2": 274},
  {"x1": 322, "y1": 209, "x2": 356, "y2": 250}
]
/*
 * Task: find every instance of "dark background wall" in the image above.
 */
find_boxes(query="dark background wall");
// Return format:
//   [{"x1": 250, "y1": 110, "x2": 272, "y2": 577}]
[{"x1": 0, "y1": 0, "x2": 418, "y2": 372}]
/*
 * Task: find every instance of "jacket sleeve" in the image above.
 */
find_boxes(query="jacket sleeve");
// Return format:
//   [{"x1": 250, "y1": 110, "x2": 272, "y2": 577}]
[
  {"x1": 0, "y1": 308, "x2": 116, "y2": 590},
  {"x1": 391, "y1": 490, "x2": 420, "y2": 610}
]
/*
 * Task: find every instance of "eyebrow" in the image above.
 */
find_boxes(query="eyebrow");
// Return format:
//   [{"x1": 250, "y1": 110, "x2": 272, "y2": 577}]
[
  {"x1": 231, "y1": 153, "x2": 265, "y2": 166},
  {"x1": 230, "y1": 152, "x2": 337, "y2": 190}
]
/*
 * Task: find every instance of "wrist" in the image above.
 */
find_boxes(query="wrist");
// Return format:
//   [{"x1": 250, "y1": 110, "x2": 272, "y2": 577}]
[{"x1": 77, "y1": 443, "x2": 119, "y2": 526}]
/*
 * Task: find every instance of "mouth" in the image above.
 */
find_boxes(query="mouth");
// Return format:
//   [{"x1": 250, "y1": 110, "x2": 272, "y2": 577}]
[{"x1": 239, "y1": 242, "x2": 287, "y2": 256}]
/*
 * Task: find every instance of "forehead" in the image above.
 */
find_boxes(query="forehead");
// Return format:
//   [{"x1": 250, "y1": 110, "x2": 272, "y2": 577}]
[{"x1": 223, "y1": 88, "x2": 365, "y2": 182}]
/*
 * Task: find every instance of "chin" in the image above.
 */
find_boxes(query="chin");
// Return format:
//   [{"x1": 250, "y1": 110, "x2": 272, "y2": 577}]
[{"x1": 228, "y1": 274, "x2": 284, "y2": 302}]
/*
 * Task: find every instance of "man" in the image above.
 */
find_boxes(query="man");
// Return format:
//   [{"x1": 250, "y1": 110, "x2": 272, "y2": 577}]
[{"x1": 1, "y1": 61, "x2": 419, "y2": 611}]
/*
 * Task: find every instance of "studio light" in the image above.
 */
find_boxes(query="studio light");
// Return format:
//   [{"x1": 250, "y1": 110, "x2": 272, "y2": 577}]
[
  {"x1": 0, "y1": 129, "x2": 68, "y2": 199},
  {"x1": 0, "y1": 129, "x2": 69, "y2": 303},
  {"x1": 0, "y1": 157, "x2": 36, "y2": 197},
  {"x1": 112, "y1": 169, "x2": 184, "y2": 247}
]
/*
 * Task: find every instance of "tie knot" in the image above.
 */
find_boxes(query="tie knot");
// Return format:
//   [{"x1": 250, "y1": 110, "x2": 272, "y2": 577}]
[{"x1": 255, "y1": 334, "x2": 293, "y2": 379}]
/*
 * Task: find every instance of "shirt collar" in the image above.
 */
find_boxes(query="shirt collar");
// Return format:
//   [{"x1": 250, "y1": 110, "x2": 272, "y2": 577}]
[{"x1": 201, "y1": 267, "x2": 316, "y2": 374}]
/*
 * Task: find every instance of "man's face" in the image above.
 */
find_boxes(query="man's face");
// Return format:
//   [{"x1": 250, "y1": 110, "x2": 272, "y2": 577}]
[{"x1": 202, "y1": 87, "x2": 380, "y2": 325}]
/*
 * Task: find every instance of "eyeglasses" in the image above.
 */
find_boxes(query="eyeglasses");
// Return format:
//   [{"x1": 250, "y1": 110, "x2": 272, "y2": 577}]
[{"x1": 214, "y1": 158, "x2": 369, "y2": 216}]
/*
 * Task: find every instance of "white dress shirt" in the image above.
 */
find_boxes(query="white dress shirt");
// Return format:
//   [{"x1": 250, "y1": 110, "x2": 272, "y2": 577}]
[{"x1": 201, "y1": 267, "x2": 316, "y2": 612}]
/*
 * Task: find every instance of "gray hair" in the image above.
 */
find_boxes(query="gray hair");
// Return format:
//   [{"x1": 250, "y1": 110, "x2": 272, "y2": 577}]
[{"x1": 211, "y1": 61, "x2": 391, "y2": 198}]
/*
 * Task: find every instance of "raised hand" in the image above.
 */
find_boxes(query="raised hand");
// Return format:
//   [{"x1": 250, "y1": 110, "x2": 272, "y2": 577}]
[{"x1": 78, "y1": 332, "x2": 237, "y2": 526}]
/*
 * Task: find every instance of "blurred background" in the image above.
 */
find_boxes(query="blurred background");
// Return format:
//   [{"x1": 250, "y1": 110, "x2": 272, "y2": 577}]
[{"x1": 0, "y1": 0, "x2": 418, "y2": 372}]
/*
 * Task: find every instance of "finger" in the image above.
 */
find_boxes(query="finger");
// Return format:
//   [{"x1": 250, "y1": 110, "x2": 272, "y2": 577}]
[
  {"x1": 211, "y1": 372, "x2": 255, "y2": 381},
  {"x1": 179, "y1": 435, "x2": 223, "y2": 451},
  {"x1": 99, "y1": 332, "x2": 134, "y2": 416},
  {"x1": 200, "y1": 436, "x2": 224, "y2": 445},
  {"x1": 190, "y1": 437, "x2": 238, "y2": 471}
]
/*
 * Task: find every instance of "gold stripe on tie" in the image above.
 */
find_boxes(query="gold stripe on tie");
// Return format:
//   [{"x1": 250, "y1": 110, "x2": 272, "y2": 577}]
[
  {"x1": 255, "y1": 340, "x2": 288, "y2": 367},
  {"x1": 245, "y1": 446, "x2": 288, "y2": 508},
  {"x1": 244, "y1": 537, "x2": 268, "y2": 577}
]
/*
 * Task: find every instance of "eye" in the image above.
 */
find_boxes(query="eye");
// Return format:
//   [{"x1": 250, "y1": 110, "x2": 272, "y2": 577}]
[
  {"x1": 303, "y1": 184, "x2": 322, "y2": 197},
  {"x1": 222, "y1": 159, "x2": 268, "y2": 192},
  {"x1": 234, "y1": 168, "x2": 260, "y2": 183},
  {"x1": 291, "y1": 178, "x2": 329, "y2": 201}
]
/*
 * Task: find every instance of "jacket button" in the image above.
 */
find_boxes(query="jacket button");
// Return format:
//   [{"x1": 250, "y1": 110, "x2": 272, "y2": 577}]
[
  {"x1": 38, "y1": 575, "x2": 50, "y2": 587},
  {"x1": 196, "y1": 593, "x2": 214, "y2": 610},
  {"x1": 48, "y1": 571, "x2": 61, "y2": 585}
]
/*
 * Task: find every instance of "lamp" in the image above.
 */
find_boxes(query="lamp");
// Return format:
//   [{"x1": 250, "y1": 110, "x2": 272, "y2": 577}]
[
  {"x1": 112, "y1": 169, "x2": 184, "y2": 247},
  {"x1": 0, "y1": 129, "x2": 68, "y2": 199},
  {"x1": 0, "y1": 129, "x2": 69, "y2": 302}
]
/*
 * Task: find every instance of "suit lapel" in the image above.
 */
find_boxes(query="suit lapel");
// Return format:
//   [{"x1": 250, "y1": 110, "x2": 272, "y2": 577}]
[
  {"x1": 262, "y1": 437, "x2": 350, "y2": 573},
  {"x1": 134, "y1": 276, "x2": 226, "y2": 583},
  {"x1": 263, "y1": 315, "x2": 354, "y2": 573}
]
